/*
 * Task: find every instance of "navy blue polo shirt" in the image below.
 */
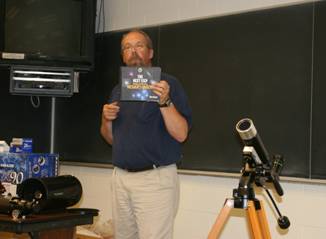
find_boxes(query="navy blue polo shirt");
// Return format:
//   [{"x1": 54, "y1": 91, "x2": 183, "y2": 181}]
[{"x1": 108, "y1": 72, "x2": 192, "y2": 170}]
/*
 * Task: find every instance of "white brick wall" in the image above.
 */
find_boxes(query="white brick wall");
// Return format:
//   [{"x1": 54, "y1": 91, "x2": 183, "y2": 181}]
[{"x1": 61, "y1": 164, "x2": 326, "y2": 239}]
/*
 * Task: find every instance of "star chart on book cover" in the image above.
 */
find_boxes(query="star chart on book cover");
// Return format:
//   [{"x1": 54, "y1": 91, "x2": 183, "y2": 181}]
[{"x1": 120, "y1": 66, "x2": 161, "y2": 102}]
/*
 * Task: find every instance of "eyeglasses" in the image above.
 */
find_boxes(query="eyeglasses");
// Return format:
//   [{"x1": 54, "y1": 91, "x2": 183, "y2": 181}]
[{"x1": 122, "y1": 42, "x2": 147, "y2": 53}]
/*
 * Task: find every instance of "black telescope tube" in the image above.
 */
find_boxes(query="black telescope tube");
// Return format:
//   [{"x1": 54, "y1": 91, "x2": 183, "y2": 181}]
[{"x1": 236, "y1": 118, "x2": 271, "y2": 167}]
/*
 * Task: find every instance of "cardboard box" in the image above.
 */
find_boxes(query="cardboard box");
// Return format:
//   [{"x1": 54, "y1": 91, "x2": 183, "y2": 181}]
[
  {"x1": 0, "y1": 153, "x2": 59, "y2": 185},
  {"x1": 9, "y1": 138, "x2": 33, "y2": 153},
  {"x1": 76, "y1": 234, "x2": 103, "y2": 239},
  {"x1": 76, "y1": 227, "x2": 103, "y2": 239}
]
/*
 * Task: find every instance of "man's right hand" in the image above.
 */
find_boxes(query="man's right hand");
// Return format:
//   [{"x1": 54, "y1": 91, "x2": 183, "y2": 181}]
[{"x1": 102, "y1": 102, "x2": 120, "y2": 121}]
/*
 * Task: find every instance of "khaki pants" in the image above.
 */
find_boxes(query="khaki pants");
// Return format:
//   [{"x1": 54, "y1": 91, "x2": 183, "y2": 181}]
[{"x1": 112, "y1": 164, "x2": 179, "y2": 239}]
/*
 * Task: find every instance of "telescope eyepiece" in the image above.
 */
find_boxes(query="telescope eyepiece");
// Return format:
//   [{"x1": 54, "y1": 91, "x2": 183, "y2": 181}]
[
  {"x1": 236, "y1": 118, "x2": 257, "y2": 140},
  {"x1": 237, "y1": 119, "x2": 251, "y2": 131}
]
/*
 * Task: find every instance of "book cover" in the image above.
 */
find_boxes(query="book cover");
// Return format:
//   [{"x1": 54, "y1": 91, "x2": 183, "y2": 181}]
[{"x1": 120, "y1": 66, "x2": 161, "y2": 102}]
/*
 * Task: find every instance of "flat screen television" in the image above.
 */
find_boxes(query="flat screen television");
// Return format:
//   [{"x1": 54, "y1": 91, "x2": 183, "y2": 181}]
[{"x1": 0, "y1": 0, "x2": 95, "y2": 71}]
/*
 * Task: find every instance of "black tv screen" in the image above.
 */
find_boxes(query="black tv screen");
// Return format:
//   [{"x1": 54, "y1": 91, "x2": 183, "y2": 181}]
[{"x1": 0, "y1": 0, "x2": 95, "y2": 71}]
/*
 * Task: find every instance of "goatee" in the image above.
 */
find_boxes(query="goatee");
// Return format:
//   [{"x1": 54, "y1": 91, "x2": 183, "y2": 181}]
[{"x1": 128, "y1": 53, "x2": 144, "y2": 66}]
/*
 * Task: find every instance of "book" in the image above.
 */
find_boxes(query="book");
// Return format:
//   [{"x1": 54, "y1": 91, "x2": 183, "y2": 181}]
[{"x1": 120, "y1": 66, "x2": 161, "y2": 102}]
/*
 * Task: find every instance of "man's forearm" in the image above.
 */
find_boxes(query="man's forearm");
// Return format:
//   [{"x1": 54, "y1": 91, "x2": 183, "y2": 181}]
[
  {"x1": 160, "y1": 105, "x2": 189, "y2": 142},
  {"x1": 100, "y1": 116, "x2": 113, "y2": 145}
]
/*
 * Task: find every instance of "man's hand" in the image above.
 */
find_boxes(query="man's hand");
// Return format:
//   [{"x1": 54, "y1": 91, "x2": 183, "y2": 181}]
[
  {"x1": 102, "y1": 102, "x2": 120, "y2": 121},
  {"x1": 151, "y1": 80, "x2": 170, "y2": 105}
]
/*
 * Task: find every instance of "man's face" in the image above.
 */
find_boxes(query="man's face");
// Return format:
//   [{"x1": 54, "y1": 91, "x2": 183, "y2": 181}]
[{"x1": 121, "y1": 32, "x2": 153, "y2": 67}]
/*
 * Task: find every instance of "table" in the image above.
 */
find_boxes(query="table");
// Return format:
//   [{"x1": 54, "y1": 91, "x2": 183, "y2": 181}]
[{"x1": 0, "y1": 208, "x2": 98, "y2": 239}]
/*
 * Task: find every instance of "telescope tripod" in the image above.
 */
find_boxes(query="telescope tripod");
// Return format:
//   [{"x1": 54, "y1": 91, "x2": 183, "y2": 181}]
[
  {"x1": 208, "y1": 197, "x2": 271, "y2": 239},
  {"x1": 207, "y1": 162, "x2": 290, "y2": 239}
]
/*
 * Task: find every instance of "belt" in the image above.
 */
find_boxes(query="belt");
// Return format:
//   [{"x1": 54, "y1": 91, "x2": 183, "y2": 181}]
[{"x1": 121, "y1": 164, "x2": 159, "y2": 172}]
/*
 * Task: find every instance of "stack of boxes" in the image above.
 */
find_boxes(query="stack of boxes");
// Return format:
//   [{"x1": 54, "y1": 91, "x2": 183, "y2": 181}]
[{"x1": 0, "y1": 138, "x2": 58, "y2": 195}]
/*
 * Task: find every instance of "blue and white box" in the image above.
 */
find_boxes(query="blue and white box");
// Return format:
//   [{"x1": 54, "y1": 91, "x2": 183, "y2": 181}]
[
  {"x1": 0, "y1": 153, "x2": 59, "y2": 185},
  {"x1": 9, "y1": 138, "x2": 33, "y2": 153}
]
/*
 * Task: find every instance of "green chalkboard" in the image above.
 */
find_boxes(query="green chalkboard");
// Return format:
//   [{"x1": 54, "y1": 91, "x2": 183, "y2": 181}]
[{"x1": 53, "y1": 2, "x2": 326, "y2": 179}]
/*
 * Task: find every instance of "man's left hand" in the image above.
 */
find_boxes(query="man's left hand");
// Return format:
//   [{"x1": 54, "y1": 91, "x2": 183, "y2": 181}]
[{"x1": 151, "y1": 80, "x2": 170, "y2": 105}]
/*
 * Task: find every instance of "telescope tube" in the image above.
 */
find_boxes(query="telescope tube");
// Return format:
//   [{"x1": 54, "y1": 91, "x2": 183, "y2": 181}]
[{"x1": 236, "y1": 118, "x2": 271, "y2": 167}]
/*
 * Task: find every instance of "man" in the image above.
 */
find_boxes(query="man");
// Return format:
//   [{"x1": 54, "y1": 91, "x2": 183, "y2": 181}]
[{"x1": 100, "y1": 29, "x2": 192, "y2": 239}]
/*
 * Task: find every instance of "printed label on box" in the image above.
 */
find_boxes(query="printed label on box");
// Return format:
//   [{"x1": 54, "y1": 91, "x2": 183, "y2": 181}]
[{"x1": 0, "y1": 153, "x2": 59, "y2": 185}]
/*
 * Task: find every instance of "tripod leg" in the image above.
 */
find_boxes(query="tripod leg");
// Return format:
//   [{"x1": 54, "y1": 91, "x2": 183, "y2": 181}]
[
  {"x1": 247, "y1": 200, "x2": 272, "y2": 239},
  {"x1": 208, "y1": 199, "x2": 234, "y2": 239},
  {"x1": 255, "y1": 200, "x2": 271, "y2": 239},
  {"x1": 247, "y1": 200, "x2": 263, "y2": 239}
]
